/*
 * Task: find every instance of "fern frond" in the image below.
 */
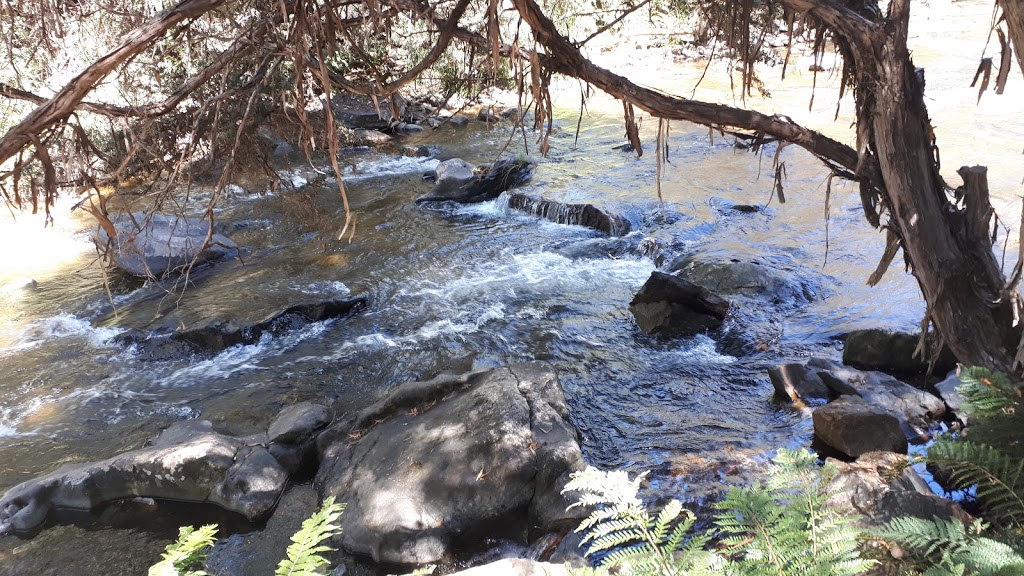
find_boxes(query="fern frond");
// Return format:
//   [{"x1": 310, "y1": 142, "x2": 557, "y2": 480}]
[
  {"x1": 149, "y1": 524, "x2": 218, "y2": 576},
  {"x1": 957, "y1": 367, "x2": 1020, "y2": 416},
  {"x1": 876, "y1": 516, "x2": 1024, "y2": 576},
  {"x1": 276, "y1": 496, "x2": 344, "y2": 576},
  {"x1": 927, "y1": 439, "x2": 1024, "y2": 524}
]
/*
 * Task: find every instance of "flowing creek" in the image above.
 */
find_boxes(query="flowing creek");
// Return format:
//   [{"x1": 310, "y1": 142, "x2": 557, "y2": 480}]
[{"x1": 1, "y1": 1, "x2": 1022, "y2": 572}]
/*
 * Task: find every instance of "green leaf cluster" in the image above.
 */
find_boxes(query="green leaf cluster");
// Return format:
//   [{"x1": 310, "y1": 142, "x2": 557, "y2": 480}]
[
  {"x1": 563, "y1": 448, "x2": 875, "y2": 576},
  {"x1": 148, "y1": 524, "x2": 219, "y2": 576},
  {"x1": 149, "y1": 497, "x2": 344, "y2": 576},
  {"x1": 277, "y1": 496, "x2": 345, "y2": 576},
  {"x1": 873, "y1": 517, "x2": 1024, "y2": 576}
]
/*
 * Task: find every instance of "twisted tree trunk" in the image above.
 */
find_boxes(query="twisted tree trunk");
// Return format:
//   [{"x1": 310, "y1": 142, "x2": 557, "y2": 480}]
[{"x1": 510, "y1": 0, "x2": 1020, "y2": 371}]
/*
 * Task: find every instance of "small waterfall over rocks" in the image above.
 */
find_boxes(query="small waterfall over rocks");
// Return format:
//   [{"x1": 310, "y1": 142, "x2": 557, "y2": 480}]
[{"x1": 505, "y1": 192, "x2": 631, "y2": 235}]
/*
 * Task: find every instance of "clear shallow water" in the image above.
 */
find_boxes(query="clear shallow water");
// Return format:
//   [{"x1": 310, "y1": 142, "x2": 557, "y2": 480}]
[
  {"x1": 0, "y1": 113, "x2": 923, "y2": 482},
  {"x1": 0, "y1": 100, "x2": 959, "y2": 574}
]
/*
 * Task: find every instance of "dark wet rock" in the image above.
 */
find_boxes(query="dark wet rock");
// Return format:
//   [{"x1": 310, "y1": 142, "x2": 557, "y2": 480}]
[
  {"x1": 268, "y1": 403, "x2": 332, "y2": 444},
  {"x1": 773, "y1": 358, "x2": 946, "y2": 441},
  {"x1": 129, "y1": 297, "x2": 366, "y2": 357},
  {"x1": 315, "y1": 363, "x2": 586, "y2": 564},
  {"x1": 843, "y1": 329, "x2": 957, "y2": 376},
  {"x1": 92, "y1": 212, "x2": 238, "y2": 278},
  {"x1": 417, "y1": 158, "x2": 534, "y2": 204},
  {"x1": 935, "y1": 371, "x2": 968, "y2": 424},
  {"x1": 0, "y1": 420, "x2": 288, "y2": 535},
  {"x1": 629, "y1": 271, "x2": 730, "y2": 337},
  {"x1": 350, "y1": 129, "x2": 392, "y2": 147},
  {"x1": 206, "y1": 485, "x2": 320, "y2": 576},
  {"x1": 667, "y1": 250, "x2": 825, "y2": 305},
  {"x1": 332, "y1": 94, "x2": 396, "y2": 130},
  {"x1": 729, "y1": 204, "x2": 762, "y2": 213},
  {"x1": 506, "y1": 193, "x2": 631, "y2": 235},
  {"x1": 477, "y1": 107, "x2": 499, "y2": 122},
  {"x1": 394, "y1": 122, "x2": 425, "y2": 135},
  {"x1": 813, "y1": 396, "x2": 908, "y2": 457},
  {"x1": 768, "y1": 363, "x2": 831, "y2": 404},
  {"x1": 446, "y1": 559, "x2": 568, "y2": 576},
  {"x1": 449, "y1": 114, "x2": 471, "y2": 126},
  {"x1": 825, "y1": 451, "x2": 971, "y2": 528}
]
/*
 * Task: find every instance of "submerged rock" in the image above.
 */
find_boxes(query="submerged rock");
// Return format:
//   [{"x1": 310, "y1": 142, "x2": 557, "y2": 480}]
[
  {"x1": 92, "y1": 212, "x2": 238, "y2": 278},
  {"x1": 629, "y1": 271, "x2": 730, "y2": 337},
  {"x1": 667, "y1": 250, "x2": 824, "y2": 305},
  {"x1": 506, "y1": 193, "x2": 631, "y2": 235},
  {"x1": 416, "y1": 158, "x2": 534, "y2": 203},
  {"x1": 447, "y1": 559, "x2": 568, "y2": 576},
  {"x1": 123, "y1": 297, "x2": 367, "y2": 358},
  {"x1": 813, "y1": 395, "x2": 908, "y2": 457},
  {"x1": 843, "y1": 329, "x2": 957, "y2": 376},
  {"x1": 315, "y1": 363, "x2": 586, "y2": 564}
]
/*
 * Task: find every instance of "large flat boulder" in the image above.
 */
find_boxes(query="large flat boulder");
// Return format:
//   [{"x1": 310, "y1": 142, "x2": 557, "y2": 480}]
[
  {"x1": 629, "y1": 271, "x2": 730, "y2": 336},
  {"x1": 315, "y1": 363, "x2": 585, "y2": 565},
  {"x1": 0, "y1": 403, "x2": 332, "y2": 536},
  {"x1": 667, "y1": 250, "x2": 825, "y2": 306},
  {"x1": 813, "y1": 396, "x2": 907, "y2": 457},
  {"x1": 92, "y1": 212, "x2": 238, "y2": 278}
]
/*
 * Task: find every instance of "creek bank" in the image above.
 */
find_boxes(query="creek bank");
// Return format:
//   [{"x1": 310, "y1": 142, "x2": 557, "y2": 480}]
[
  {"x1": 0, "y1": 402, "x2": 331, "y2": 535},
  {"x1": 315, "y1": 362, "x2": 586, "y2": 565},
  {"x1": 116, "y1": 296, "x2": 366, "y2": 359},
  {"x1": 92, "y1": 212, "x2": 239, "y2": 278}
]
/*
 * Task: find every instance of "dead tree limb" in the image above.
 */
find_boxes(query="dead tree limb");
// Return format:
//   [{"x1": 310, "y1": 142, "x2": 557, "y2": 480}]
[{"x1": 0, "y1": 0, "x2": 229, "y2": 166}]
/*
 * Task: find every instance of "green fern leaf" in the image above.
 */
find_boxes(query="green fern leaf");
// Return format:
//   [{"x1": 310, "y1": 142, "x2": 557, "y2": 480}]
[
  {"x1": 149, "y1": 524, "x2": 218, "y2": 576},
  {"x1": 276, "y1": 496, "x2": 345, "y2": 576}
]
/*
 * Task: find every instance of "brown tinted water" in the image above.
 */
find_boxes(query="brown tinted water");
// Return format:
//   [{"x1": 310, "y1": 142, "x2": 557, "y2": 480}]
[{"x1": 0, "y1": 1, "x2": 1021, "y2": 573}]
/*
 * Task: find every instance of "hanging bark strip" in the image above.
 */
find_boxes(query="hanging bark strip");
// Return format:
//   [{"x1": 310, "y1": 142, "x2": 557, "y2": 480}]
[{"x1": 0, "y1": 0, "x2": 229, "y2": 166}]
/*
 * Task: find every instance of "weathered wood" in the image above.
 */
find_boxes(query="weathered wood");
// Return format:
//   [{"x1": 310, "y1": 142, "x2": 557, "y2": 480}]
[{"x1": 999, "y1": 0, "x2": 1024, "y2": 78}]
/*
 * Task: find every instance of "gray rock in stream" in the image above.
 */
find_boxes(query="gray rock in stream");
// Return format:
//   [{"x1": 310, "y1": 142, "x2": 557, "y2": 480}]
[
  {"x1": 416, "y1": 158, "x2": 534, "y2": 203},
  {"x1": 629, "y1": 271, "x2": 730, "y2": 336},
  {"x1": 813, "y1": 396, "x2": 908, "y2": 457},
  {"x1": 92, "y1": 212, "x2": 238, "y2": 278},
  {"x1": 666, "y1": 249, "x2": 826, "y2": 306},
  {"x1": 772, "y1": 358, "x2": 946, "y2": 442},
  {"x1": 843, "y1": 328, "x2": 957, "y2": 376},
  {"x1": 506, "y1": 193, "x2": 631, "y2": 235},
  {"x1": 0, "y1": 403, "x2": 333, "y2": 536},
  {"x1": 314, "y1": 363, "x2": 586, "y2": 564}
]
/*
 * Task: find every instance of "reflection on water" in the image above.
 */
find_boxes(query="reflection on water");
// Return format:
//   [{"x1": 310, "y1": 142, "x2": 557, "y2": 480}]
[{"x1": 1, "y1": 2, "x2": 1022, "y2": 571}]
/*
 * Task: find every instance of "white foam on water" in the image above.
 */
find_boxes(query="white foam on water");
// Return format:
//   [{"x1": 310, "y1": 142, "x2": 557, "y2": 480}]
[
  {"x1": 150, "y1": 320, "x2": 331, "y2": 387},
  {"x1": 290, "y1": 280, "x2": 351, "y2": 296},
  {"x1": 342, "y1": 156, "x2": 439, "y2": 181}
]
